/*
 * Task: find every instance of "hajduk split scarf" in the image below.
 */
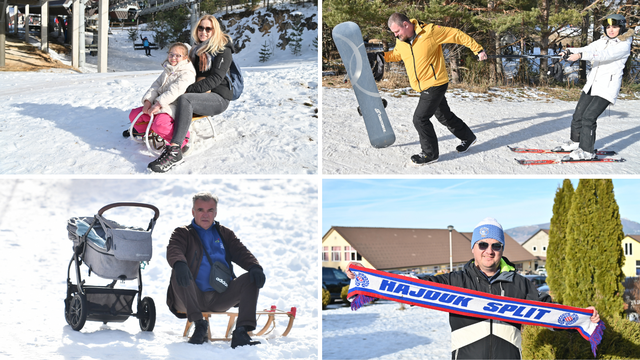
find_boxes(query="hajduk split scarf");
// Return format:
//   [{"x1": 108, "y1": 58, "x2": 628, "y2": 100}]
[{"x1": 347, "y1": 265, "x2": 606, "y2": 357}]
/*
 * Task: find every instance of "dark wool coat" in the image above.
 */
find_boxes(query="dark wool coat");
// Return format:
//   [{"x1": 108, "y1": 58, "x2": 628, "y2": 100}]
[{"x1": 165, "y1": 221, "x2": 260, "y2": 318}]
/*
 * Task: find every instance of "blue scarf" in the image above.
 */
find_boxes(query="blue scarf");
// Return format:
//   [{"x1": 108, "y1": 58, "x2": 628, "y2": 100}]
[{"x1": 348, "y1": 265, "x2": 605, "y2": 357}]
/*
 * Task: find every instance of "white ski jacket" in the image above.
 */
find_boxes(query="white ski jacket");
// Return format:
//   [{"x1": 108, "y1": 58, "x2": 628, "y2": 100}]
[
  {"x1": 567, "y1": 29, "x2": 633, "y2": 105},
  {"x1": 142, "y1": 59, "x2": 196, "y2": 118}
]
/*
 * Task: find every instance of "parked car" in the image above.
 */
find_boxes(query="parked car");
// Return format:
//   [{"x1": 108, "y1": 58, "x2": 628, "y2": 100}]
[
  {"x1": 322, "y1": 267, "x2": 350, "y2": 303},
  {"x1": 537, "y1": 284, "x2": 550, "y2": 297},
  {"x1": 523, "y1": 274, "x2": 547, "y2": 288},
  {"x1": 536, "y1": 266, "x2": 547, "y2": 276},
  {"x1": 623, "y1": 277, "x2": 639, "y2": 323},
  {"x1": 416, "y1": 273, "x2": 436, "y2": 280}
]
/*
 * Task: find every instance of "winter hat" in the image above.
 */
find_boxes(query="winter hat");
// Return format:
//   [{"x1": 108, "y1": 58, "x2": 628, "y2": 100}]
[{"x1": 471, "y1": 217, "x2": 505, "y2": 249}]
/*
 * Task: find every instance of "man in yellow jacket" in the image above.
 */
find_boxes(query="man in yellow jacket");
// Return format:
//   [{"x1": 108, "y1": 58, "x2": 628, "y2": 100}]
[{"x1": 385, "y1": 13, "x2": 487, "y2": 165}]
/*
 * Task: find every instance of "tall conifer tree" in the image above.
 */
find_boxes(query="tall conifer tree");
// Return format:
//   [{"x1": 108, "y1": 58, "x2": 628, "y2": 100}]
[
  {"x1": 547, "y1": 179, "x2": 574, "y2": 304},
  {"x1": 564, "y1": 179, "x2": 598, "y2": 308},
  {"x1": 593, "y1": 179, "x2": 625, "y2": 318}
]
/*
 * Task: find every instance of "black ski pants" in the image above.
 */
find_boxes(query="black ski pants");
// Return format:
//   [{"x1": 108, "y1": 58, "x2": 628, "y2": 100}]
[
  {"x1": 570, "y1": 89, "x2": 610, "y2": 153},
  {"x1": 170, "y1": 92, "x2": 230, "y2": 146},
  {"x1": 170, "y1": 270, "x2": 259, "y2": 331},
  {"x1": 413, "y1": 83, "x2": 475, "y2": 158}
]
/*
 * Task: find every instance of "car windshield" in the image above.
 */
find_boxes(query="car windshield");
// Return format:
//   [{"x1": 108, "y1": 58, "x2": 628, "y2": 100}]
[{"x1": 333, "y1": 269, "x2": 350, "y2": 280}]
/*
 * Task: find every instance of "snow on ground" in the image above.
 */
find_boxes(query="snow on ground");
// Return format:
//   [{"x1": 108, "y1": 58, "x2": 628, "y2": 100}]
[
  {"x1": 0, "y1": 178, "x2": 318, "y2": 359},
  {"x1": 0, "y1": 4, "x2": 318, "y2": 175},
  {"x1": 323, "y1": 300, "x2": 450, "y2": 360},
  {"x1": 323, "y1": 86, "x2": 640, "y2": 174}
]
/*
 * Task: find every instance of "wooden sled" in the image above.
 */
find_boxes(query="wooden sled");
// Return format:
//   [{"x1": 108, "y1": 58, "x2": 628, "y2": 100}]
[
  {"x1": 129, "y1": 113, "x2": 217, "y2": 157},
  {"x1": 182, "y1": 306, "x2": 296, "y2": 342}
]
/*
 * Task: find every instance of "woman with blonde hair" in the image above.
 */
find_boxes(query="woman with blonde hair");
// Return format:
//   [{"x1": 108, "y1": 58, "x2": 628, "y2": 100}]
[{"x1": 148, "y1": 15, "x2": 235, "y2": 173}]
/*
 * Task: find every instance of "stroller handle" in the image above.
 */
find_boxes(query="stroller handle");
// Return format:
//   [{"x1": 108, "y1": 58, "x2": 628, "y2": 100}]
[{"x1": 98, "y1": 202, "x2": 160, "y2": 221}]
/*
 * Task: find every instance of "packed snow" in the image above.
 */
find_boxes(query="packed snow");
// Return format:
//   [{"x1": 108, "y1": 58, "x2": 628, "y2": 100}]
[
  {"x1": 323, "y1": 300, "x2": 451, "y2": 360},
  {"x1": 0, "y1": 178, "x2": 318, "y2": 359},
  {"x1": 0, "y1": 4, "x2": 318, "y2": 175},
  {"x1": 322, "y1": 86, "x2": 640, "y2": 174}
]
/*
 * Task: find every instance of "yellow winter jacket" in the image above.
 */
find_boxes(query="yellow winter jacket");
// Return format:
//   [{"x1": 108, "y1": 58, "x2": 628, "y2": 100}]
[{"x1": 384, "y1": 19, "x2": 484, "y2": 92}]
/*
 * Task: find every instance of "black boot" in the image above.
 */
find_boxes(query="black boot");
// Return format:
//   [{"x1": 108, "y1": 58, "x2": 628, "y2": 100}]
[
  {"x1": 231, "y1": 326, "x2": 260, "y2": 349},
  {"x1": 188, "y1": 319, "x2": 209, "y2": 344},
  {"x1": 148, "y1": 144, "x2": 182, "y2": 173}
]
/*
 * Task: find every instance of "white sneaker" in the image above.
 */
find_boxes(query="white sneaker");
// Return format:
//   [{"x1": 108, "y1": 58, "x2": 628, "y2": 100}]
[
  {"x1": 563, "y1": 148, "x2": 596, "y2": 160},
  {"x1": 552, "y1": 141, "x2": 579, "y2": 152}
]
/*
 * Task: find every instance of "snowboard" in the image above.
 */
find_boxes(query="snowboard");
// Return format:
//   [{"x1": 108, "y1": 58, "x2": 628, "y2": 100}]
[{"x1": 332, "y1": 21, "x2": 395, "y2": 148}]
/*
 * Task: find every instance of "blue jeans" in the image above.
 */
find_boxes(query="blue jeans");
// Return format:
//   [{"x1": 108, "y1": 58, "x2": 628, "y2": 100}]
[{"x1": 171, "y1": 92, "x2": 230, "y2": 145}]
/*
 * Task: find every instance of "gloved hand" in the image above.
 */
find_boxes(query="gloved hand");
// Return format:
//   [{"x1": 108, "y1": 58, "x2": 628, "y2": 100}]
[
  {"x1": 174, "y1": 261, "x2": 193, "y2": 287},
  {"x1": 249, "y1": 265, "x2": 266, "y2": 289}
]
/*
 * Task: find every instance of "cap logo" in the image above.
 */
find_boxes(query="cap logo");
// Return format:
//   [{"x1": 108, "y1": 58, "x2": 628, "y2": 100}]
[{"x1": 479, "y1": 227, "x2": 489, "y2": 238}]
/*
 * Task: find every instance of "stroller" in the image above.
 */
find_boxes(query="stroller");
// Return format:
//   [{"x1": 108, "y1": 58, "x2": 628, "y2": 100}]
[{"x1": 65, "y1": 202, "x2": 159, "y2": 332}]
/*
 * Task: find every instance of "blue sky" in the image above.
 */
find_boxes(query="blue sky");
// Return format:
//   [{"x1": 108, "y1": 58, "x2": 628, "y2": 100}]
[{"x1": 322, "y1": 179, "x2": 640, "y2": 235}]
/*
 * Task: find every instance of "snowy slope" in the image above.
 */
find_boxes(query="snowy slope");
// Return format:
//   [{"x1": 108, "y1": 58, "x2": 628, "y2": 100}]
[
  {"x1": 0, "y1": 178, "x2": 318, "y2": 359},
  {"x1": 323, "y1": 87, "x2": 640, "y2": 175},
  {"x1": 0, "y1": 4, "x2": 318, "y2": 175}
]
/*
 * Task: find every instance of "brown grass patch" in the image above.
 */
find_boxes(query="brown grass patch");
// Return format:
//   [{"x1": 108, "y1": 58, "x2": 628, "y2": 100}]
[{"x1": 0, "y1": 35, "x2": 75, "y2": 72}]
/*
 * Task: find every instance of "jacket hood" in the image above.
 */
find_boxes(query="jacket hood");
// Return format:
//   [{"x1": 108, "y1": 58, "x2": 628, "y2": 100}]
[{"x1": 618, "y1": 29, "x2": 635, "y2": 42}]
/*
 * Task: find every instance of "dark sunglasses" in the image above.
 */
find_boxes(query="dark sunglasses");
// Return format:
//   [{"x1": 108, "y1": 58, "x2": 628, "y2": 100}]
[
  {"x1": 197, "y1": 26, "x2": 213, "y2": 33},
  {"x1": 477, "y1": 242, "x2": 503, "y2": 251}
]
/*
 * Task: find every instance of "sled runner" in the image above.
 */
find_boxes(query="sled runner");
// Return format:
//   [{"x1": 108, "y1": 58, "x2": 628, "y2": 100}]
[
  {"x1": 182, "y1": 306, "x2": 297, "y2": 342},
  {"x1": 65, "y1": 202, "x2": 160, "y2": 332},
  {"x1": 129, "y1": 112, "x2": 217, "y2": 156}
]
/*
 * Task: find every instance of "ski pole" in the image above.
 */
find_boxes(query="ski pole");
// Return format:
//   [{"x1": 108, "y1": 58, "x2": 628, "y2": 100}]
[{"x1": 485, "y1": 54, "x2": 565, "y2": 59}]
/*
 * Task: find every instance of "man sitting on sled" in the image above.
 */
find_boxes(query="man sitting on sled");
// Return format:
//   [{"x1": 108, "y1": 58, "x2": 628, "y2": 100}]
[{"x1": 166, "y1": 191, "x2": 266, "y2": 348}]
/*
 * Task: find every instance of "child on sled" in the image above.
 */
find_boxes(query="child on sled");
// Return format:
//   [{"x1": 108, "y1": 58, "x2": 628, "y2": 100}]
[{"x1": 124, "y1": 42, "x2": 196, "y2": 151}]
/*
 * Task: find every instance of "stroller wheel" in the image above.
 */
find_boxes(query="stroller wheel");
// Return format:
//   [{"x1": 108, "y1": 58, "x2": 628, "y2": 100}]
[
  {"x1": 139, "y1": 297, "x2": 156, "y2": 332},
  {"x1": 68, "y1": 293, "x2": 87, "y2": 331}
]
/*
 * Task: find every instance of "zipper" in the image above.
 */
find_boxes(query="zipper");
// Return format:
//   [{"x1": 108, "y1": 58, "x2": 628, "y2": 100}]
[
  {"x1": 431, "y1": 64, "x2": 437, "y2": 80},
  {"x1": 489, "y1": 282, "x2": 493, "y2": 359},
  {"x1": 409, "y1": 46, "x2": 423, "y2": 92}
]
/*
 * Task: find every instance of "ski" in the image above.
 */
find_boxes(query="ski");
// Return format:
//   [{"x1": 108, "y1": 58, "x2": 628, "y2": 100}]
[
  {"x1": 515, "y1": 157, "x2": 626, "y2": 165},
  {"x1": 507, "y1": 146, "x2": 617, "y2": 156}
]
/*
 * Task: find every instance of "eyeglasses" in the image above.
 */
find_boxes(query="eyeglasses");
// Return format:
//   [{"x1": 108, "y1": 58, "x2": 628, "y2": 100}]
[
  {"x1": 477, "y1": 242, "x2": 503, "y2": 252},
  {"x1": 167, "y1": 53, "x2": 183, "y2": 59},
  {"x1": 197, "y1": 26, "x2": 213, "y2": 33}
]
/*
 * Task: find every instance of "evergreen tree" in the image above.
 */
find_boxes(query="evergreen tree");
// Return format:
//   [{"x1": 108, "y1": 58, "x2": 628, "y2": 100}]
[
  {"x1": 259, "y1": 41, "x2": 271, "y2": 62},
  {"x1": 128, "y1": 27, "x2": 139, "y2": 42},
  {"x1": 289, "y1": 14, "x2": 304, "y2": 56},
  {"x1": 592, "y1": 179, "x2": 626, "y2": 319},
  {"x1": 564, "y1": 179, "x2": 598, "y2": 308},
  {"x1": 148, "y1": 6, "x2": 190, "y2": 49},
  {"x1": 547, "y1": 179, "x2": 574, "y2": 304}
]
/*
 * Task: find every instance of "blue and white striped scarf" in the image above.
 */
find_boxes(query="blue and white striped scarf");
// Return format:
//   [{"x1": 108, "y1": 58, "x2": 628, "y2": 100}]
[{"x1": 347, "y1": 265, "x2": 605, "y2": 357}]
